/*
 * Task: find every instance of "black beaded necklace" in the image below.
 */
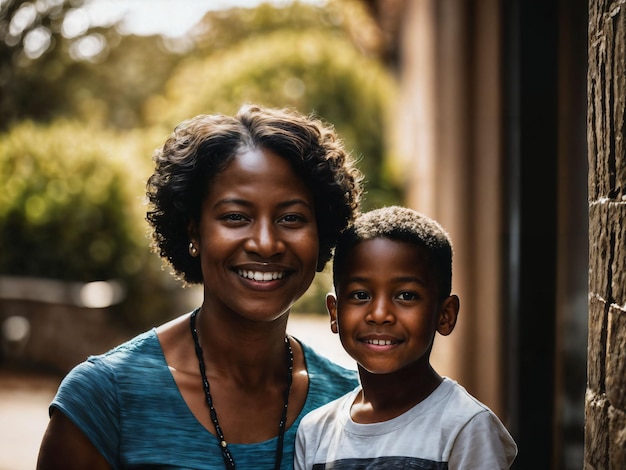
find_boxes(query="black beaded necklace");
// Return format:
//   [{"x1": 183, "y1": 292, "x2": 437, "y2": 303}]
[{"x1": 190, "y1": 309, "x2": 293, "y2": 470}]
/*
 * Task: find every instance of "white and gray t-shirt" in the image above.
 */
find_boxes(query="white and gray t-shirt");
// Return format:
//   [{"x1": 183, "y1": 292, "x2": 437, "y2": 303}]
[{"x1": 295, "y1": 377, "x2": 517, "y2": 469}]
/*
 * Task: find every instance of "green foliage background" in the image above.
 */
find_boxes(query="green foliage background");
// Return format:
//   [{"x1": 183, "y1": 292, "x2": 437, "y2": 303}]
[
  {"x1": 1, "y1": 121, "x2": 145, "y2": 281},
  {"x1": 0, "y1": 0, "x2": 401, "y2": 328}
]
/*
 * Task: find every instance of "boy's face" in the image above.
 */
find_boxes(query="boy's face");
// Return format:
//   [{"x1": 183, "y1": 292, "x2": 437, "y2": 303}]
[{"x1": 327, "y1": 238, "x2": 458, "y2": 375}]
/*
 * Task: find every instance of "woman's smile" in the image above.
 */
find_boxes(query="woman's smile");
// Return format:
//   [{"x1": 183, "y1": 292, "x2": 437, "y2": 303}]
[{"x1": 237, "y1": 269, "x2": 286, "y2": 282}]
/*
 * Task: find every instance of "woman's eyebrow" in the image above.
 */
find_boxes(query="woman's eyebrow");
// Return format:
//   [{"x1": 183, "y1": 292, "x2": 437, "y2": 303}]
[{"x1": 212, "y1": 198, "x2": 313, "y2": 210}]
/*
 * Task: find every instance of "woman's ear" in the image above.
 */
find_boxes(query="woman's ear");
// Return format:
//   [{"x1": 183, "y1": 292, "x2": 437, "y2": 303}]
[
  {"x1": 187, "y1": 220, "x2": 200, "y2": 257},
  {"x1": 187, "y1": 219, "x2": 198, "y2": 240},
  {"x1": 188, "y1": 219, "x2": 201, "y2": 247},
  {"x1": 326, "y1": 293, "x2": 339, "y2": 334},
  {"x1": 437, "y1": 295, "x2": 460, "y2": 336}
]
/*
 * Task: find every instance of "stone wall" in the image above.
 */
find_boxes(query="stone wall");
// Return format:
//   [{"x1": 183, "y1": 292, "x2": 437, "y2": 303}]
[
  {"x1": 0, "y1": 299, "x2": 130, "y2": 374},
  {"x1": 586, "y1": 1, "x2": 626, "y2": 468}
]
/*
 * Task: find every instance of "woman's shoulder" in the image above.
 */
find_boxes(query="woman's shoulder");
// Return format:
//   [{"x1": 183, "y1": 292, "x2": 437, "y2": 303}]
[
  {"x1": 49, "y1": 329, "x2": 175, "y2": 467},
  {"x1": 94, "y1": 328, "x2": 160, "y2": 362},
  {"x1": 61, "y1": 329, "x2": 162, "y2": 386},
  {"x1": 52, "y1": 328, "x2": 171, "y2": 416},
  {"x1": 98, "y1": 328, "x2": 161, "y2": 360}
]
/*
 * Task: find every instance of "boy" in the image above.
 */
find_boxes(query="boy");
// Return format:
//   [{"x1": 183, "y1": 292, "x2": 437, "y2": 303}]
[{"x1": 295, "y1": 206, "x2": 517, "y2": 469}]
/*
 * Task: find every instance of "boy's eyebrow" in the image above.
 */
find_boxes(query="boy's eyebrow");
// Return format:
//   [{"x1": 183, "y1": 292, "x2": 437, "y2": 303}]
[
  {"x1": 391, "y1": 275, "x2": 427, "y2": 285},
  {"x1": 342, "y1": 275, "x2": 427, "y2": 285},
  {"x1": 342, "y1": 275, "x2": 369, "y2": 284}
]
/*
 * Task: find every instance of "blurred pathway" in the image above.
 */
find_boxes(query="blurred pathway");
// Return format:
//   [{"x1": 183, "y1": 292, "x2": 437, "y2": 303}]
[
  {"x1": 0, "y1": 313, "x2": 353, "y2": 470},
  {"x1": 0, "y1": 370, "x2": 59, "y2": 470}
]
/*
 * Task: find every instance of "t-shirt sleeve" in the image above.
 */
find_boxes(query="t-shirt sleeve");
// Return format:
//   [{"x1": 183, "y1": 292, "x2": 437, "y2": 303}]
[
  {"x1": 49, "y1": 357, "x2": 120, "y2": 467},
  {"x1": 293, "y1": 422, "x2": 307, "y2": 470},
  {"x1": 448, "y1": 409, "x2": 518, "y2": 469}
]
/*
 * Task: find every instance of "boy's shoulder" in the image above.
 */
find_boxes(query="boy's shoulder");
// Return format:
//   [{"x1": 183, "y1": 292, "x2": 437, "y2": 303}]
[
  {"x1": 298, "y1": 377, "x2": 499, "y2": 433},
  {"x1": 438, "y1": 377, "x2": 495, "y2": 416},
  {"x1": 299, "y1": 385, "x2": 359, "y2": 428},
  {"x1": 425, "y1": 377, "x2": 510, "y2": 436},
  {"x1": 302, "y1": 378, "x2": 493, "y2": 427}
]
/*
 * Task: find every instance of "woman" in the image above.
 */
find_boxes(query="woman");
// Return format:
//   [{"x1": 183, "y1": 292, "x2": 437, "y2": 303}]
[{"x1": 37, "y1": 104, "x2": 363, "y2": 469}]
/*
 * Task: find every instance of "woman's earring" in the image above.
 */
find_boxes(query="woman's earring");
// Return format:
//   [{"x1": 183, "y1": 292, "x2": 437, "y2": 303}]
[{"x1": 189, "y1": 242, "x2": 199, "y2": 257}]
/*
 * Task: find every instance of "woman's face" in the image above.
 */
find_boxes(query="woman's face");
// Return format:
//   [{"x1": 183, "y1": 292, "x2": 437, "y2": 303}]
[{"x1": 192, "y1": 147, "x2": 319, "y2": 323}]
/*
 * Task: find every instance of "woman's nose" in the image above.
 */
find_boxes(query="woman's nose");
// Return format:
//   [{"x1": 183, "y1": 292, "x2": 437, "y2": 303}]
[{"x1": 244, "y1": 220, "x2": 285, "y2": 258}]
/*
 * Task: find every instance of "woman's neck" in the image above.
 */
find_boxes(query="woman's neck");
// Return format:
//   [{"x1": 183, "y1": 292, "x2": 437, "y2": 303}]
[{"x1": 193, "y1": 305, "x2": 291, "y2": 384}]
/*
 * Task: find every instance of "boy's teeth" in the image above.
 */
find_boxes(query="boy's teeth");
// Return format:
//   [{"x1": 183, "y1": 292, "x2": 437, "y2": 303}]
[
  {"x1": 238, "y1": 270, "x2": 284, "y2": 281},
  {"x1": 366, "y1": 339, "x2": 394, "y2": 345}
]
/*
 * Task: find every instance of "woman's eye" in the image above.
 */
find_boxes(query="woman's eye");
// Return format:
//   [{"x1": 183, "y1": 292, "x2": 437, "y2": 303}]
[
  {"x1": 222, "y1": 213, "x2": 247, "y2": 223},
  {"x1": 280, "y1": 213, "x2": 305, "y2": 224}
]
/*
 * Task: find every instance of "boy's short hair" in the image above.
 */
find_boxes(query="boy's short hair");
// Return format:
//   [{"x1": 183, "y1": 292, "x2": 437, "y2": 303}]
[{"x1": 332, "y1": 206, "x2": 453, "y2": 299}]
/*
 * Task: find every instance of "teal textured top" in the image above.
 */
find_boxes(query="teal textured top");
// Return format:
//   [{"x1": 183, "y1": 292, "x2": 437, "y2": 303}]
[{"x1": 50, "y1": 328, "x2": 357, "y2": 469}]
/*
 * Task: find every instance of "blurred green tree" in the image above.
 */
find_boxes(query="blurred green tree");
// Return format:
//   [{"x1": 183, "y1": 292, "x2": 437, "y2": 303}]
[
  {"x1": 0, "y1": 120, "x2": 181, "y2": 328},
  {"x1": 1, "y1": 0, "x2": 99, "y2": 128},
  {"x1": 188, "y1": 1, "x2": 384, "y2": 61},
  {"x1": 0, "y1": 0, "x2": 187, "y2": 130},
  {"x1": 0, "y1": 0, "x2": 403, "y2": 323},
  {"x1": 147, "y1": 28, "x2": 400, "y2": 209},
  {"x1": 0, "y1": 121, "x2": 140, "y2": 280}
]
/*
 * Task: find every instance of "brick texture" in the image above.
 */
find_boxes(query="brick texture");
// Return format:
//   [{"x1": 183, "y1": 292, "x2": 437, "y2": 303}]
[{"x1": 587, "y1": 1, "x2": 626, "y2": 468}]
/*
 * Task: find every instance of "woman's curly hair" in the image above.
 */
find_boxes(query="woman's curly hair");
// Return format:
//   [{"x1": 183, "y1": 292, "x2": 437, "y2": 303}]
[{"x1": 146, "y1": 104, "x2": 363, "y2": 284}]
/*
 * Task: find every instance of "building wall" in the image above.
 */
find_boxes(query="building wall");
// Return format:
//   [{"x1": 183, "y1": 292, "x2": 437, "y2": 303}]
[
  {"x1": 375, "y1": 0, "x2": 588, "y2": 466},
  {"x1": 392, "y1": 0, "x2": 505, "y2": 417},
  {"x1": 586, "y1": 1, "x2": 626, "y2": 468},
  {"x1": 0, "y1": 299, "x2": 129, "y2": 374}
]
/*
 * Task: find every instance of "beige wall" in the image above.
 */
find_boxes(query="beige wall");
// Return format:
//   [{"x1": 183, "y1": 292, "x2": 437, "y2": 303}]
[{"x1": 393, "y1": 0, "x2": 504, "y2": 416}]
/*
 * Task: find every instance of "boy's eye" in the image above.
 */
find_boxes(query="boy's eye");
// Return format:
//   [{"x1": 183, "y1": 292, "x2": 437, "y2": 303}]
[
  {"x1": 396, "y1": 291, "x2": 418, "y2": 301},
  {"x1": 349, "y1": 291, "x2": 370, "y2": 301}
]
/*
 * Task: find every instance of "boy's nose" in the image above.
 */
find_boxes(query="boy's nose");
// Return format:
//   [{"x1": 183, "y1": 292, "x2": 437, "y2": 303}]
[{"x1": 366, "y1": 298, "x2": 395, "y2": 324}]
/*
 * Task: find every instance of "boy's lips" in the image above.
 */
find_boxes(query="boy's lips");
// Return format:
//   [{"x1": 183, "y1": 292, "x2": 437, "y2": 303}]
[{"x1": 360, "y1": 335, "x2": 401, "y2": 346}]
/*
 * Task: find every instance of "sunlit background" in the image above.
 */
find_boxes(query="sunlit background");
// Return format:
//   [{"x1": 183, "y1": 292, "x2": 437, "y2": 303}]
[{"x1": 0, "y1": 1, "x2": 590, "y2": 469}]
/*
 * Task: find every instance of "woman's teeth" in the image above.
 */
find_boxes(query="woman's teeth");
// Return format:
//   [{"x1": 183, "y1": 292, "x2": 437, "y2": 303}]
[{"x1": 238, "y1": 270, "x2": 285, "y2": 281}]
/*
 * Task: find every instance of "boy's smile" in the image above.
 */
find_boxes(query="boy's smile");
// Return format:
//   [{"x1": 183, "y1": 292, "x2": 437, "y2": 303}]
[{"x1": 328, "y1": 238, "x2": 456, "y2": 376}]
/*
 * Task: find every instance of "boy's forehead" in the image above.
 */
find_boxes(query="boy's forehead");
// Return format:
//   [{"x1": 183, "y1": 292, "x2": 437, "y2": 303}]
[
  {"x1": 344, "y1": 238, "x2": 431, "y2": 270},
  {"x1": 334, "y1": 239, "x2": 439, "y2": 297},
  {"x1": 353, "y1": 237, "x2": 423, "y2": 251}
]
